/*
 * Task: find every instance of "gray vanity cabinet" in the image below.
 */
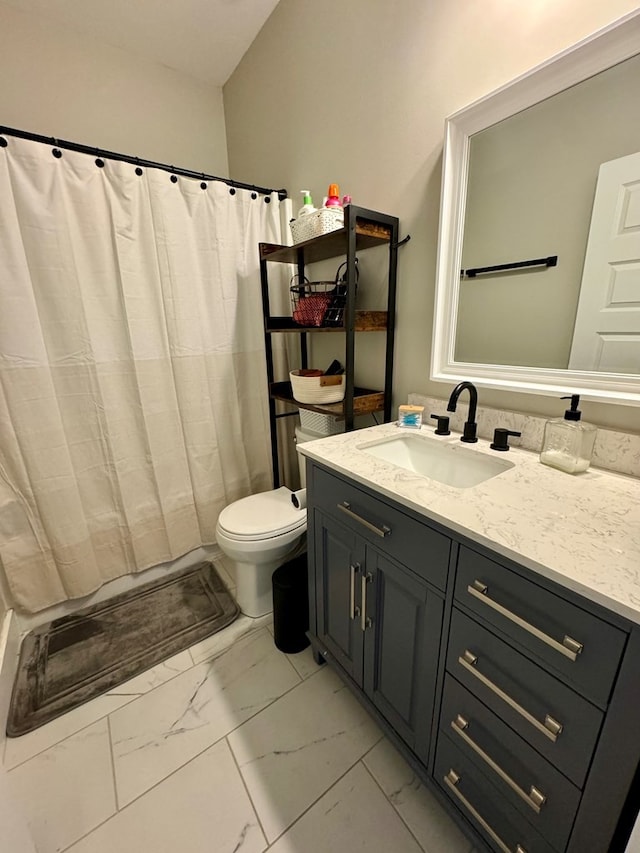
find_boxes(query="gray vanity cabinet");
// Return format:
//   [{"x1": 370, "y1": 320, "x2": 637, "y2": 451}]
[
  {"x1": 305, "y1": 460, "x2": 640, "y2": 853},
  {"x1": 313, "y1": 512, "x2": 364, "y2": 682},
  {"x1": 361, "y1": 547, "x2": 443, "y2": 758},
  {"x1": 435, "y1": 548, "x2": 634, "y2": 853},
  {"x1": 311, "y1": 466, "x2": 448, "y2": 759}
]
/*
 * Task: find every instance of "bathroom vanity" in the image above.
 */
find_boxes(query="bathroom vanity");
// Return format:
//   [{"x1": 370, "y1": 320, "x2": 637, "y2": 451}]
[{"x1": 298, "y1": 424, "x2": 640, "y2": 853}]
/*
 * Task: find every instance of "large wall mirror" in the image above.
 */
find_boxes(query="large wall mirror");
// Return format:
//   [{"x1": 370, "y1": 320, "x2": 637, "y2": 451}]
[{"x1": 431, "y1": 10, "x2": 640, "y2": 405}]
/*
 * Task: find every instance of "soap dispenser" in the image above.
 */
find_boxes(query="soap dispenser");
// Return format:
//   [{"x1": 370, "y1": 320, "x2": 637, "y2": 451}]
[
  {"x1": 297, "y1": 190, "x2": 316, "y2": 217},
  {"x1": 539, "y1": 395, "x2": 597, "y2": 474}
]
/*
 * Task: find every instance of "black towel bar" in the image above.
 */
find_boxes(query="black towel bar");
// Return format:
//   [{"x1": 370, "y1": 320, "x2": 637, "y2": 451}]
[{"x1": 462, "y1": 255, "x2": 558, "y2": 278}]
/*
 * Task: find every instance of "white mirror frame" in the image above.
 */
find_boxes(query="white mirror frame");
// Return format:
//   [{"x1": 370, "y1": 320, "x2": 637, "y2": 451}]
[{"x1": 431, "y1": 9, "x2": 640, "y2": 406}]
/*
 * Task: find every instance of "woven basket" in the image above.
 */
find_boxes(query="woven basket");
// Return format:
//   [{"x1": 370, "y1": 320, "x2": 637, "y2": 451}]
[
  {"x1": 290, "y1": 208, "x2": 344, "y2": 244},
  {"x1": 290, "y1": 370, "x2": 345, "y2": 404}
]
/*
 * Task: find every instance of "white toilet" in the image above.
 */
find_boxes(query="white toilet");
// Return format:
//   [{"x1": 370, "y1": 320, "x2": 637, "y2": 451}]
[{"x1": 215, "y1": 426, "x2": 318, "y2": 618}]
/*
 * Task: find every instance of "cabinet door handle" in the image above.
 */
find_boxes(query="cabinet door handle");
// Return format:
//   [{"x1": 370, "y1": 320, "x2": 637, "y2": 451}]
[
  {"x1": 361, "y1": 572, "x2": 373, "y2": 632},
  {"x1": 444, "y1": 770, "x2": 528, "y2": 853},
  {"x1": 451, "y1": 715, "x2": 546, "y2": 814},
  {"x1": 468, "y1": 580, "x2": 583, "y2": 662},
  {"x1": 458, "y1": 650, "x2": 563, "y2": 743},
  {"x1": 349, "y1": 563, "x2": 360, "y2": 620},
  {"x1": 338, "y1": 502, "x2": 391, "y2": 538}
]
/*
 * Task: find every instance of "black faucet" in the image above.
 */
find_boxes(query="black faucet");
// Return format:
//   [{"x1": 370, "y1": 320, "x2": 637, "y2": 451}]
[{"x1": 447, "y1": 381, "x2": 478, "y2": 443}]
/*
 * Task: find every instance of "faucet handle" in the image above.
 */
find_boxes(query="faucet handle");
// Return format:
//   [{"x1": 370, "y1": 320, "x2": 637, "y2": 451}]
[
  {"x1": 429, "y1": 413, "x2": 451, "y2": 436},
  {"x1": 490, "y1": 428, "x2": 522, "y2": 451}
]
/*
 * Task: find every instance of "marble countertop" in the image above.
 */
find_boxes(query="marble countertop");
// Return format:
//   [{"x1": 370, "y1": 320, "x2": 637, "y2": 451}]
[{"x1": 298, "y1": 422, "x2": 640, "y2": 625}]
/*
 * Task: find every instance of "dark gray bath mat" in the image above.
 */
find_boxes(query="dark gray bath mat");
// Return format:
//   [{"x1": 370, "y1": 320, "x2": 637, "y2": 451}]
[{"x1": 7, "y1": 561, "x2": 239, "y2": 736}]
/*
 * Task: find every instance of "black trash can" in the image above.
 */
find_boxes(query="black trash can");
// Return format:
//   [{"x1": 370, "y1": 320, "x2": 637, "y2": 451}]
[{"x1": 272, "y1": 554, "x2": 310, "y2": 654}]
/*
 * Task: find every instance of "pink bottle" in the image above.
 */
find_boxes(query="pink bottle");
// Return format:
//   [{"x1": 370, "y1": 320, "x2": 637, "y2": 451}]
[{"x1": 325, "y1": 184, "x2": 341, "y2": 207}]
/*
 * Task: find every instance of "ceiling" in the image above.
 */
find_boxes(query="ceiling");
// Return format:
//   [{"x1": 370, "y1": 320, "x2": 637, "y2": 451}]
[{"x1": 1, "y1": 0, "x2": 280, "y2": 86}]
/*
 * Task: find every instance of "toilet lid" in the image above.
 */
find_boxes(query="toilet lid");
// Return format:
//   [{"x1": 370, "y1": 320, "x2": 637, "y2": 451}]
[{"x1": 217, "y1": 487, "x2": 306, "y2": 540}]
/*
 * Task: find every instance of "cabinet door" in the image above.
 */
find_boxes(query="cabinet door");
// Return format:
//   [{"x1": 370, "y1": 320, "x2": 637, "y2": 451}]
[
  {"x1": 363, "y1": 548, "x2": 443, "y2": 760},
  {"x1": 314, "y1": 510, "x2": 364, "y2": 685}
]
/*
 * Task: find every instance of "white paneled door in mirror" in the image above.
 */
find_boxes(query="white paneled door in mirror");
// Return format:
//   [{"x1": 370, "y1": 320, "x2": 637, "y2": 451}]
[{"x1": 569, "y1": 152, "x2": 640, "y2": 374}]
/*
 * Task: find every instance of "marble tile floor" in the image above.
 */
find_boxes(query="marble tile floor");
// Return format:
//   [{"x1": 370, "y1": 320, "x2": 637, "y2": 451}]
[{"x1": 3, "y1": 614, "x2": 476, "y2": 853}]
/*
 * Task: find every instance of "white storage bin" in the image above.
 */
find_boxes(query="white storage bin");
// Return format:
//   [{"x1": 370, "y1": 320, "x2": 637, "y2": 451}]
[
  {"x1": 299, "y1": 409, "x2": 344, "y2": 436},
  {"x1": 290, "y1": 208, "x2": 344, "y2": 244}
]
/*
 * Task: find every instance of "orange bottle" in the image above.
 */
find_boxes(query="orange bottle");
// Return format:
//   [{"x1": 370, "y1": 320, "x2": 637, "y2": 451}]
[{"x1": 325, "y1": 184, "x2": 341, "y2": 207}]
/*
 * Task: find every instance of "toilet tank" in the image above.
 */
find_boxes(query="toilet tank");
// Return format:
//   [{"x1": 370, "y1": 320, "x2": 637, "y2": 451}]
[{"x1": 294, "y1": 426, "x2": 325, "y2": 488}]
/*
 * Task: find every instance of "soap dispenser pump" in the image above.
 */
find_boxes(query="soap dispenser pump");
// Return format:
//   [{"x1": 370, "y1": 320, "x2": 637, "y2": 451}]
[
  {"x1": 297, "y1": 190, "x2": 316, "y2": 217},
  {"x1": 539, "y1": 394, "x2": 597, "y2": 474}
]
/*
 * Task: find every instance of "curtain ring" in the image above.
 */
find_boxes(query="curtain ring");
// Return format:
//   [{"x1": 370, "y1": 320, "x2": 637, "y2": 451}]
[{"x1": 135, "y1": 157, "x2": 143, "y2": 177}]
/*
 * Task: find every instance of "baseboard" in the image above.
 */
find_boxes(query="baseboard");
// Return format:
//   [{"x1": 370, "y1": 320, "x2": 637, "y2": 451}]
[{"x1": 0, "y1": 609, "x2": 19, "y2": 762}]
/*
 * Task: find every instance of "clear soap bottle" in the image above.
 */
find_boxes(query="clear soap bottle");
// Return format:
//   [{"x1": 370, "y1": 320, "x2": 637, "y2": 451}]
[{"x1": 539, "y1": 394, "x2": 597, "y2": 474}]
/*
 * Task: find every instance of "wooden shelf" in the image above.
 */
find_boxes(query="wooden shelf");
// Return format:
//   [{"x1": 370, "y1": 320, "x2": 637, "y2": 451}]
[
  {"x1": 260, "y1": 218, "x2": 392, "y2": 266},
  {"x1": 265, "y1": 311, "x2": 388, "y2": 333},
  {"x1": 270, "y1": 381, "x2": 384, "y2": 418}
]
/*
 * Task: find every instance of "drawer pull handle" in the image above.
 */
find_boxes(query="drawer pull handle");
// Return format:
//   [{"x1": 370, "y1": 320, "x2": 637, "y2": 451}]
[
  {"x1": 459, "y1": 650, "x2": 563, "y2": 743},
  {"x1": 361, "y1": 572, "x2": 373, "y2": 632},
  {"x1": 468, "y1": 581, "x2": 583, "y2": 662},
  {"x1": 349, "y1": 563, "x2": 361, "y2": 620},
  {"x1": 444, "y1": 769, "x2": 528, "y2": 853},
  {"x1": 338, "y1": 502, "x2": 391, "y2": 538},
  {"x1": 451, "y1": 715, "x2": 546, "y2": 814}
]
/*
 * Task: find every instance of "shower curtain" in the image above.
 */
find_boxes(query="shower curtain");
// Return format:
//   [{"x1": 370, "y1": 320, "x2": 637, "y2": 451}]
[{"x1": 0, "y1": 135, "x2": 292, "y2": 612}]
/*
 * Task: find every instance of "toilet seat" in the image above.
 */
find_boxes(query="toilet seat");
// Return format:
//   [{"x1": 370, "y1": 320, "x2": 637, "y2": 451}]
[{"x1": 216, "y1": 486, "x2": 306, "y2": 542}]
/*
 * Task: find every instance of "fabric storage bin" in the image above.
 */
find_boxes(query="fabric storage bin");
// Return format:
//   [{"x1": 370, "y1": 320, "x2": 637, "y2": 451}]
[{"x1": 290, "y1": 370, "x2": 345, "y2": 404}]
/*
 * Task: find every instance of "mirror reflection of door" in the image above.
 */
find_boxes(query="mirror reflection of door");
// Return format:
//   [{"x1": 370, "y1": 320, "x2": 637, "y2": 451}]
[{"x1": 569, "y1": 152, "x2": 640, "y2": 373}]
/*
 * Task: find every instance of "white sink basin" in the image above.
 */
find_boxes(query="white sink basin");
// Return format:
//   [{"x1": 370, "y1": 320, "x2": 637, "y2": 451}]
[{"x1": 359, "y1": 433, "x2": 514, "y2": 488}]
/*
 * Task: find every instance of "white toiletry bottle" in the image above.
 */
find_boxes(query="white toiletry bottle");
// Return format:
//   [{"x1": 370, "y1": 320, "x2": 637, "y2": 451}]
[
  {"x1": 297, "y1": 190, "x2": 316, "y2": 217},
  {"x1": 539, "y1": 394, "x2": 597, "y2": 474}
]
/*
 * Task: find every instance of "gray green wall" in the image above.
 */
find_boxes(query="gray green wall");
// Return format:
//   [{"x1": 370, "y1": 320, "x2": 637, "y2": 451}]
[
  {"x1": 0, "y1": 3, "x2": 229, "y2": 176},
  {"x1": 224, "y1": 0, "x2": 640, "y2": 432}
]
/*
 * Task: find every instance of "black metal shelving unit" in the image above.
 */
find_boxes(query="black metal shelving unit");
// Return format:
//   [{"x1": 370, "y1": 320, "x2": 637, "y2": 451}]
[{"x1": 259, "y1": 204, "x2": 400, "y2": 487}]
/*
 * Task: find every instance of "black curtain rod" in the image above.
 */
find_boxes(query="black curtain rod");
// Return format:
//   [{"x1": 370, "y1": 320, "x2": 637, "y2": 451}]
[{"x1": 0, "y1": 125, "x2": 288, "y2": 200}]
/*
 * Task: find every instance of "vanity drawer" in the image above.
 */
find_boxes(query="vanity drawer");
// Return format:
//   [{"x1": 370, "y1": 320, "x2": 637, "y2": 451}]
[
  {"x1": 456, "y1": 546, "x2": 627, "y2": 707},
  {"x1": 311, "y1": 465, "x2": 450, "y2": 590},
  {"x1": 447, "y1": 608, "x2": 603, "y2": 787},
  {"x1": 440, "y1": 675, "x2": 581, "y2": 851},
  {"x1": 435, "y1": 734, "x2": 556, "y2": 853}
]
